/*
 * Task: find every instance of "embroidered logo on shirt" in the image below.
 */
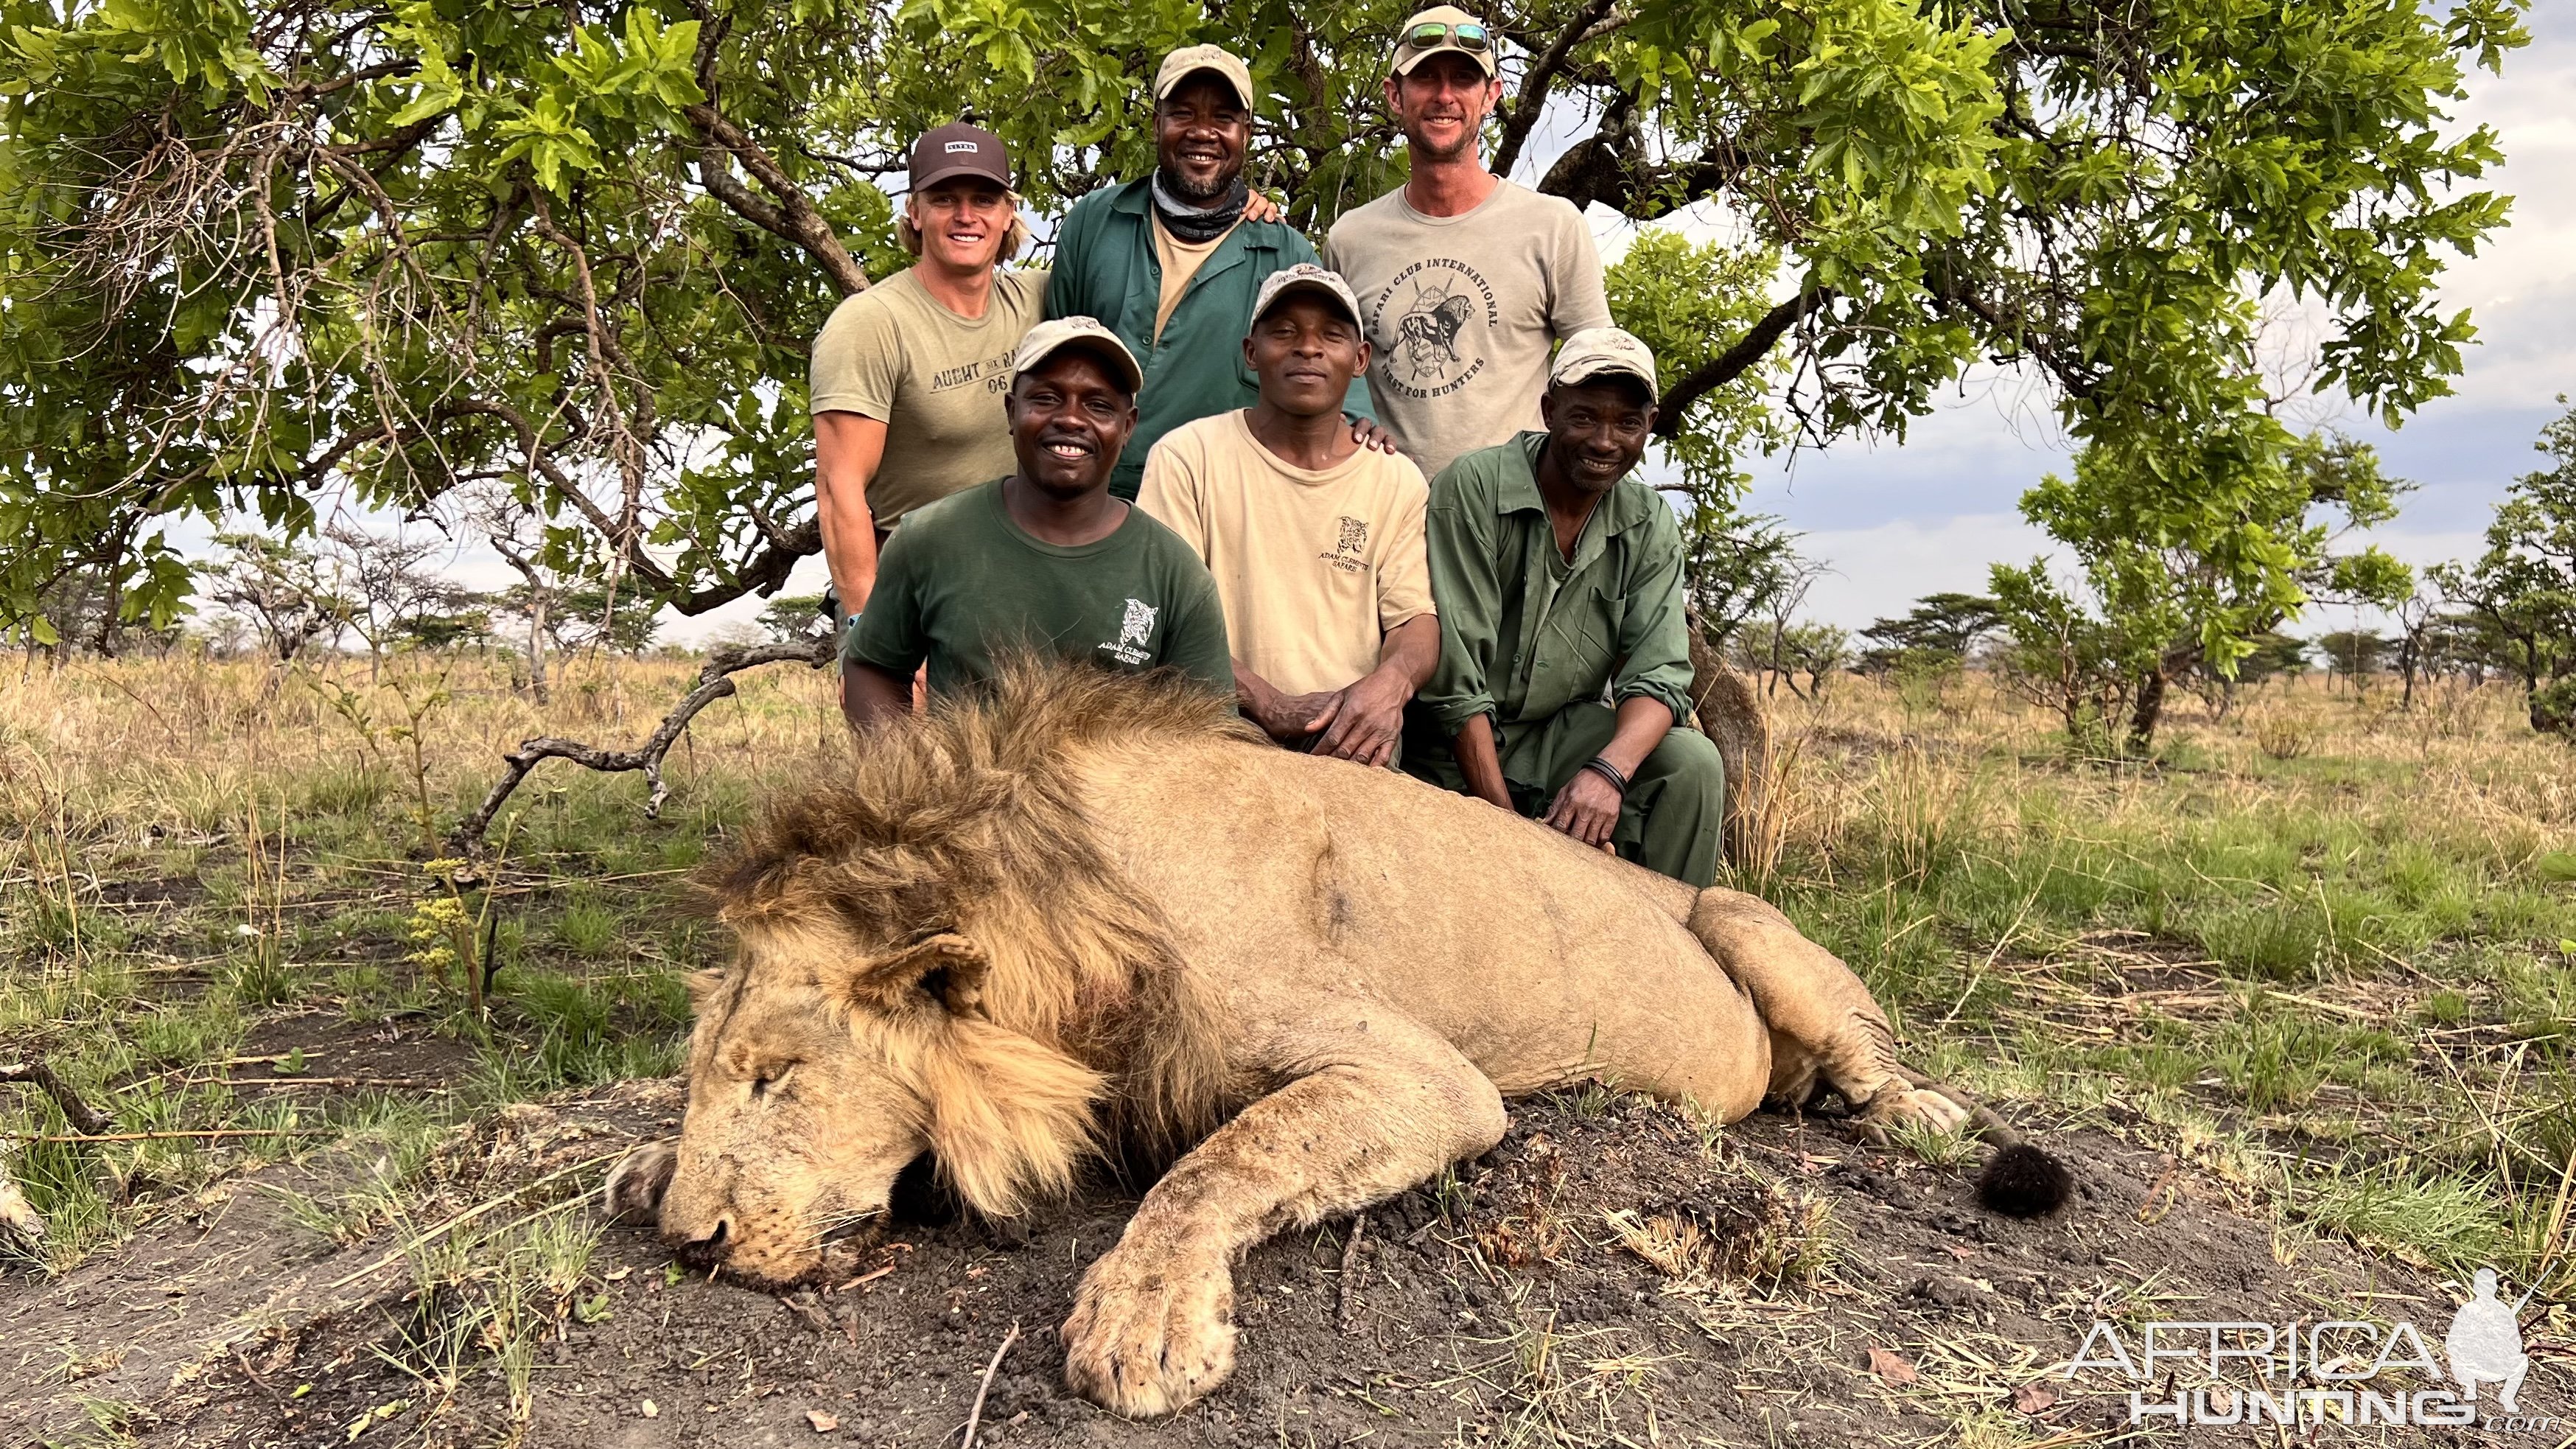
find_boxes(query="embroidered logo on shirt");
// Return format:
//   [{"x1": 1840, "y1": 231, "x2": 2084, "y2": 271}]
[
  {"x1": 1320, "y1": 515, "x2": 1371, "y2": 575},
  {"x1": 1368, "y1": 259, "x2": 1499, "y2": 399},
  {"x1": 1099, "y1": 598, "x2": 1158, "y2": 666}
]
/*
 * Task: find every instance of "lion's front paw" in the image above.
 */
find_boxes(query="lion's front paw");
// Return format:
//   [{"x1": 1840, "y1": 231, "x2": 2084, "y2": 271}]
[
  {"x1": 1061, "y1": 1245, "x2": 1236, "y2": 1418},
  {"x1": 603, "y1": 1139, "x2": 678, "y2": 1224},
  {"x1": 1858, "y1": 1086, "x2": 1971, "y2": 1142}
]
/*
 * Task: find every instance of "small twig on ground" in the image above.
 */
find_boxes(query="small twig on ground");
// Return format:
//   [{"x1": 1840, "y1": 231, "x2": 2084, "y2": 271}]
[
  {"x1": 1337, "y1": 1214, "x2": 1367, "y2": 1334},
  {"x1": 1, "y1": 1061, "x2": 115, "y2": 1135},
  {"x1": 959, "y1": 1318, "x2": 1022, "y2": 1449}
]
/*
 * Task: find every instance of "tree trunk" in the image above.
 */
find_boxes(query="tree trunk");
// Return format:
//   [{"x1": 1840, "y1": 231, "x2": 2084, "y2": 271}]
[
  {"x1": 528, "y1": 592, "x2": 550, "y2": 705},
  {"x1": 2127, "y1": 668, "x2": 2166, "y2": 755}
]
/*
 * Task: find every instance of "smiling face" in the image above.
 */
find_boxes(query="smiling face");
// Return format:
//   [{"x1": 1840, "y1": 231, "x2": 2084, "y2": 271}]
[
  {"x1": 1005, "y1": 350, "x2": 1138, "y2": 500},
  {"x1": 1539, "y1": 377, "x2": 1656, "y2": 496},
  {"x1": 1155, "y1": 73, "x2": 1251, "y2": 204},
  {"x1": 1385, "y1": 52, "x2": 1501, "y2": 166},
  {"x1": 907, "y1": 176, "x2": 1015, "y2": 272},
  {"x1": 1245, "y1": 294, "x2": 1368, "y2": 419}
]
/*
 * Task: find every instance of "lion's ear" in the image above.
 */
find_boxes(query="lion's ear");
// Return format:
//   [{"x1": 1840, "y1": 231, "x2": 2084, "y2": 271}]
[{"x1": 850, "y1": 933, "x2": 990, "y2": 1018}]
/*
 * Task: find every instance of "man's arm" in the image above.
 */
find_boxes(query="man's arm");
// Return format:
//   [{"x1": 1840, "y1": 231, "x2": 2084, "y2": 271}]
[
  {"x1": 841, "y1": 663, "x2": 915, "y2": 730},
  {"x1": 1449, "y1": 715, "x2": 1513, "y2": 810},
  {"x1": 1549, "y1": 200, "x2": 1614, "y2": 339},
  {"x1": 1542, "y1": 695, "x2": 1673, "y2": 848},
  {"x1": 1233, "y1": 663, "x2": 1341, "y2": 744},
  {"x1": 814, "y1": 411, "x2": 889, "y2": 615},
  {"x1": 1312, "y1": 611, "x2": 1439, "y2": 767}
]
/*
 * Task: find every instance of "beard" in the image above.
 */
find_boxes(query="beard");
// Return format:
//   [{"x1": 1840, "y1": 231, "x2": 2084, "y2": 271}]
[
  {"x1": 1156, "y1": 163, "x2": 1237, "y2": 206},
  {"x1": 1403, "y1": 114, "x2": 1482, "y2": 164}
]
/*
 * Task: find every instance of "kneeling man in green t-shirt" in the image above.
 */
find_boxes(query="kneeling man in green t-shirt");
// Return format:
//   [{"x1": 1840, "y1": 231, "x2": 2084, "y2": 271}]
[{"x1": 841, "y1": 318, "x2": 1236, "y2": 728}]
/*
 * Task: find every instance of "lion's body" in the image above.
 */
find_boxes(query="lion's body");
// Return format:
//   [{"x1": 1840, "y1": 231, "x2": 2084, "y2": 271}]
[{"x1": 629, "y1": 665, "x2": 1973, "y2": 1418}]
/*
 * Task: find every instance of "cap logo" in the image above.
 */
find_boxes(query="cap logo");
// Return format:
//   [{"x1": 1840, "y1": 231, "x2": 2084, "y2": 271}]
[{"x1": 945, "y1": 141, "x2": 979, "y2": 153}]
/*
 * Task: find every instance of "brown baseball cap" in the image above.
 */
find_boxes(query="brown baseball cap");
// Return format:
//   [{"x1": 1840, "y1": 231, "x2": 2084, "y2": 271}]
[{"x1": 909, "y1": 122, "x2": 1011, "y2": 192}]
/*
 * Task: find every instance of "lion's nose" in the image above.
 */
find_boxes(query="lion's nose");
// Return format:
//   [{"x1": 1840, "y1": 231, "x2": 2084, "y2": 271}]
[{"x1": 676, "y1": 1215, "x2": 732, "y2": 1268}]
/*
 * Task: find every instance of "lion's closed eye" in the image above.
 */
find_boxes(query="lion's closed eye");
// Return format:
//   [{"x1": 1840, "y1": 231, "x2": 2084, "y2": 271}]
[{"x1": 750, "y1": 1062, "x2": 799, "y2": 1098}]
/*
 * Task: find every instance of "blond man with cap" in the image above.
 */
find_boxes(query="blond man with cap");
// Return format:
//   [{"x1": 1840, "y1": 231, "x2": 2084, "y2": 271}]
[
  {"x1": 841, "y1": 317, "x2": 1233, "y2": 729},
  {"x1": 1045, "y1": 44, "x2": 1384, "y2": 500},
  {"x1": 1405, "y1": 327, "x2": 1724, "y2": 887},
  {"x1": 811, "y1": 121, "x2": 1046, "y2": 630},
  {"x1": 1140, "y1": 264, "x2": 1439, "y2": 766},
  {"x1": 1324, "y1": 7, "x2": 1614, "y2": 481}
]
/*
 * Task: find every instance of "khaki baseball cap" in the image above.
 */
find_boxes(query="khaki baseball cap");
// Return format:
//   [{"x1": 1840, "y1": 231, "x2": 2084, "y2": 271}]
[
  {"x1": 909, "y1": 121, "x2": 1010, "y2": 193},
  {"x1": 1011, "y1": 316, "x2": 1145, "y2": 396},
  {"x1": 1250, "y1": 263, "x2": 1363, "y2": 329},
  {"x1": 1155, "y1": 44, "x2": 1255, "y2": 111},
  {"x1": 1390, "y1": 5, "x2": 1496, "y2": 77},
  {"x1": 1549, "y1": 327, "x2": 1659, "y2": 402}
]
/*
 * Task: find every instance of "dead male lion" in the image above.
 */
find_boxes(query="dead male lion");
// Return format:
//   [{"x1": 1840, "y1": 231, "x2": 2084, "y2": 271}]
[{"x1": 609, "y1": 662, "x2": 2065, "y2": 1417}]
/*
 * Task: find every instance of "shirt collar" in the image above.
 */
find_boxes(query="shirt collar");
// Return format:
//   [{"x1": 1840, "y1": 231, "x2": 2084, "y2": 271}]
[{"x1": 1110, "y1": 178, "x2": 1279, "y2": 251}]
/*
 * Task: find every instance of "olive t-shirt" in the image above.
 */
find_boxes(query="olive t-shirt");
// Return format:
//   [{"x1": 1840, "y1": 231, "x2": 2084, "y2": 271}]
[
  {"x1": 844, "y1": 478, "x2": 1236, "y2": 699},
  {"x1": 809, "y1": 267, "x2": 1051, "y2": 526}
]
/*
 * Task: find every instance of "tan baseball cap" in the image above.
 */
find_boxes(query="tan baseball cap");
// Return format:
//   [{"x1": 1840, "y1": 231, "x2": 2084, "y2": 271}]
[
  {"x1": 1011, "y1": 316, "x2": 1145, "y2": 396},
  {"x1": 1250, "y1": 263, "x2": 1363, "y2": 329},
  {"x1": 1155, "y1": 44, "x2": 1255, "y2": 111},
  {"x1": 1390, "y1": 5, "x2": 1496, "y2": 77},
  {"x1": 1549, "y1": 327, "x2": 1659, "y2": 401}
]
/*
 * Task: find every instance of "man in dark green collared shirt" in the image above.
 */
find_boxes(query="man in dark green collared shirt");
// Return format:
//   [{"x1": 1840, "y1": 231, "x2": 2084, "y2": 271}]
[
  {"x1": 1404, "y1": 328, "x2": 1724, "y2": 887},
  {"x1": 1043, "y1": 44, "x2": 1378, "y2": 500}
]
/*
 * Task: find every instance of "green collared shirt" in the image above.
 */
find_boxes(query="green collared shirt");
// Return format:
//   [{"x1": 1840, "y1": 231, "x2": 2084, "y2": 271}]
[
  {"x1": 1044, "y1": 179, "x2": 1373, "y2": 497},
  {"x1": 1418, "y1": 431, "x2": 1695, "y2": 740}
]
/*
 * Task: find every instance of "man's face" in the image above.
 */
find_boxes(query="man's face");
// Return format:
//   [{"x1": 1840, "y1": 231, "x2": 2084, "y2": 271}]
[
  {"x1": 909, "y1": 177, "x2": 1013, "y2": 270},
  {"x1": 1004, "y1": 351, "x2": 1138, "y2": 500},
  {"x1": 1155, "y1": 74, "x2": 1251, "y2": 204},
  {"x1": 1244, "y1": 295, "x2": 1368, "y2": 419},
  {"x1": 1384, "y1": 52, "x2": 1500, "y2": 165},
  {"x1": 1539, "y1": 379, "x2": 1656, "y2": 496}
]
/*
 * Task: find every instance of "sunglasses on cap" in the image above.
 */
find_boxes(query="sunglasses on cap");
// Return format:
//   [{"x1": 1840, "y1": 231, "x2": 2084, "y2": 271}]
[{"x1": 1405, "y1": 19, "x2": 1491, "y2": 52}]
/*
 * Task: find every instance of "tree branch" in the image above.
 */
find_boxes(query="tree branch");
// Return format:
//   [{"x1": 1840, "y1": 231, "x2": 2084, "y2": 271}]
[
  {"x1": 1, "y1": 1061, "x2": 115, "y2": 1136},
  {"x1": 1491, "y1": 0, "x2": 1620, "y2": 180},
  {"x1": 452, "y1": 635, "x2": 835, "y2": 854},
  {"x1": 685, "y1": 102, "x2": 869, "y2": 298},
  {"x1": 1655, "y1": 289, "x2": 1835, "y2": 437}
]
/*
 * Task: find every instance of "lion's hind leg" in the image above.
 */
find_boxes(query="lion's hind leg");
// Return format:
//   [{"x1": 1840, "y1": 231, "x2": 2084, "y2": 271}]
[
  {"x1": 1063, "y1": 999, "x2": 1505, "y2": 1419},
  {"x1": 1684, "y1": 888, "x2": 1965, "y2": 1135}
]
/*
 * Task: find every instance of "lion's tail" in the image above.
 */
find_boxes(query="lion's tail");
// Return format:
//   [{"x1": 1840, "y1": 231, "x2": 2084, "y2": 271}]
[{"x1": 1895, "y1": 1066, "x2": 2074, "y2": 1218}]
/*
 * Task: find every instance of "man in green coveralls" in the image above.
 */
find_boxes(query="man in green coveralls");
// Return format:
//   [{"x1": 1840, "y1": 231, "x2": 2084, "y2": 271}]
[
  {"x1": 1404, "y1": 327, "x2": 1725, "y2": 887},
  {"x1": 841, "y1": 317, "x2": 1235, "y2": 727}
]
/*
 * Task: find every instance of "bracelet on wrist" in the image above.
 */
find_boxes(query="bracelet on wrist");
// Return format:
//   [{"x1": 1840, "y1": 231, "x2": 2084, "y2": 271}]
[{"x1": 1580, "y1": 756, "x2": 1631, "y2": 795}]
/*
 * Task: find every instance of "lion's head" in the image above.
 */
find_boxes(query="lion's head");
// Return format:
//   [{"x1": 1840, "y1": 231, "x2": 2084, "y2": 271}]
[{"x1": 650, "y1": 663, "x2": 1236, "y2": 1285}]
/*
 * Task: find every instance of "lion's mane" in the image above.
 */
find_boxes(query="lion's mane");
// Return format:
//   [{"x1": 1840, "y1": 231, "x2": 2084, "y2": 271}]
[{"x1": 696, "y1": 660, "x2": 1254, "y2": 1213}]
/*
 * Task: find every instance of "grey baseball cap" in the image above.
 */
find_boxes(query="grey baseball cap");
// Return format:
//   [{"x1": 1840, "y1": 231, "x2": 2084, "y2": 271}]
[
  {"x1": 1549, "y1": 327, "x2": 1659, "y2": 401},
  {"x1": 1155, "y1": 44, "x2": 1255, "y2": 111},
  {"x1": 1011, "y1": 316, "x2": 1144, "y2": 396},
  {"x1": 1250, "y1": 262, "x2": 1364, "y2": 329}
]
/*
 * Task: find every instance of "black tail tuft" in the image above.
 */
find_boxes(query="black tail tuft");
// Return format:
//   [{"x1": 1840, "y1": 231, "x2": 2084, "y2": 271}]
[{"x1": 1976, "y1": 1142, "x2": 2073, "y2": 1218}]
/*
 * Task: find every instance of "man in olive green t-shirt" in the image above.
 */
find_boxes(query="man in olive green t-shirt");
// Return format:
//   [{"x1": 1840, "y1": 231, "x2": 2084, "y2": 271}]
[{"x1": 843, "y1": 318, "x2": 1234, "y2": 727}]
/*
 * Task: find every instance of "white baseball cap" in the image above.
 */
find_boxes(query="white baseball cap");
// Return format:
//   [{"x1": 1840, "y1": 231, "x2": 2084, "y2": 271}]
[
  {"x1": 1012, "y1": 316, "x2": 1145, "y2": 395},
  {"x1": 1549, "y1": 327, "x2": 1659, "y2": 402}
]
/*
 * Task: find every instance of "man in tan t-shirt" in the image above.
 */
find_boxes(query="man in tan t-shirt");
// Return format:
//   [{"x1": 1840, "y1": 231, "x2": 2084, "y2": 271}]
[
  {"x1": 1140, "y1": 265, "x2": 1438, "y2": 767},
  {"x1": 811, "y1": 122, "x2": 1046, "y2": 625}
]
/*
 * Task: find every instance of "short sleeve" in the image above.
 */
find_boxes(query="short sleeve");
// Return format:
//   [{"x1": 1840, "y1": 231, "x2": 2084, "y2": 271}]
[
  {"x1": 811, "y1": 293, "x2": 904, "y2": 421},
  {"x1": 1549, "y1": 201, "x2": 1613, "y2": 341},
  {"x1": 843, "y1": 525, "x2": 930, "y2": 676},
  {"x1": 1135, "y1": 430, "x2": 1211, "y2": 564},
  {"x1": 1152, "y1": 537, "x2": 1237, "y2": 698},
  {"x1": 1375, "y1": 461, "x2": 1436, "y2": 632}
]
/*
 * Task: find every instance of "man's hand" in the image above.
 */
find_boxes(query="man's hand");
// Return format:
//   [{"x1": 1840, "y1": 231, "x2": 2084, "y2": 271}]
[
  {"x1": 1544, "y1": 769, "x2": 1623, "y2": 851},
  {"x1": 1311, "y1": 668, "x2": 1410, "y2": 768},
  {"x1": 1244, "y1": 191, "x2": 1287, "y2": 224},
  {"x1": 1349, "y1": 416, "x2": 1400, "y2": 454},
  {"x1": 1241, "y1": 678, "x2": 1340, "y2": 744}
]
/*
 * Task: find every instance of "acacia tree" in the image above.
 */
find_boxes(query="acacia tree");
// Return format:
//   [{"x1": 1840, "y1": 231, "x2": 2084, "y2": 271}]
[
  {"x1": 2432, "y1": 397, "x2": 2576, "y2": 737},
  {"x1": 0, "y1": 0, "x2": 2526, "y2": 803}
]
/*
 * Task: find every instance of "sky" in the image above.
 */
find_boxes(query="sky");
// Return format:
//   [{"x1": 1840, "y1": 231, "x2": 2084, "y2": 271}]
[{"x1": 223, "y1": 9, "x2": 2576, "y2": 648}]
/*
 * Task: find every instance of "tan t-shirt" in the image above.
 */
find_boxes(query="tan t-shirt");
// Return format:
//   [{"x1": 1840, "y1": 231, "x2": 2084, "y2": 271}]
[
  {"x1": 1138, "y1": 410, "x2": 1435, "y2": 697},
  {"x1": 1150, "y1": 216, "x2": 1236, "y2": 343},
  {"x1": 809, "y1": 266, "x2": 1050, "y2": 526}
]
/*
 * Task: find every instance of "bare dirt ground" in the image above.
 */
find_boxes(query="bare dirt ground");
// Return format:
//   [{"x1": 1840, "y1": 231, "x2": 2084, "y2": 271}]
[{"x1": 6, "y1": 1083, "x2": 2545, "y2": 1449}]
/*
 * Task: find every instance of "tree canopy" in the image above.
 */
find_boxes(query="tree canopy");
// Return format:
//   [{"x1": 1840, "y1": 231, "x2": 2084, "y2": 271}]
[
  {"x1": 2433, "y1": 396, "x2": 2576, "y2": 736},
  {"x1": 0, "y1": 0, "x2": 2529, "y2": 646}
]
